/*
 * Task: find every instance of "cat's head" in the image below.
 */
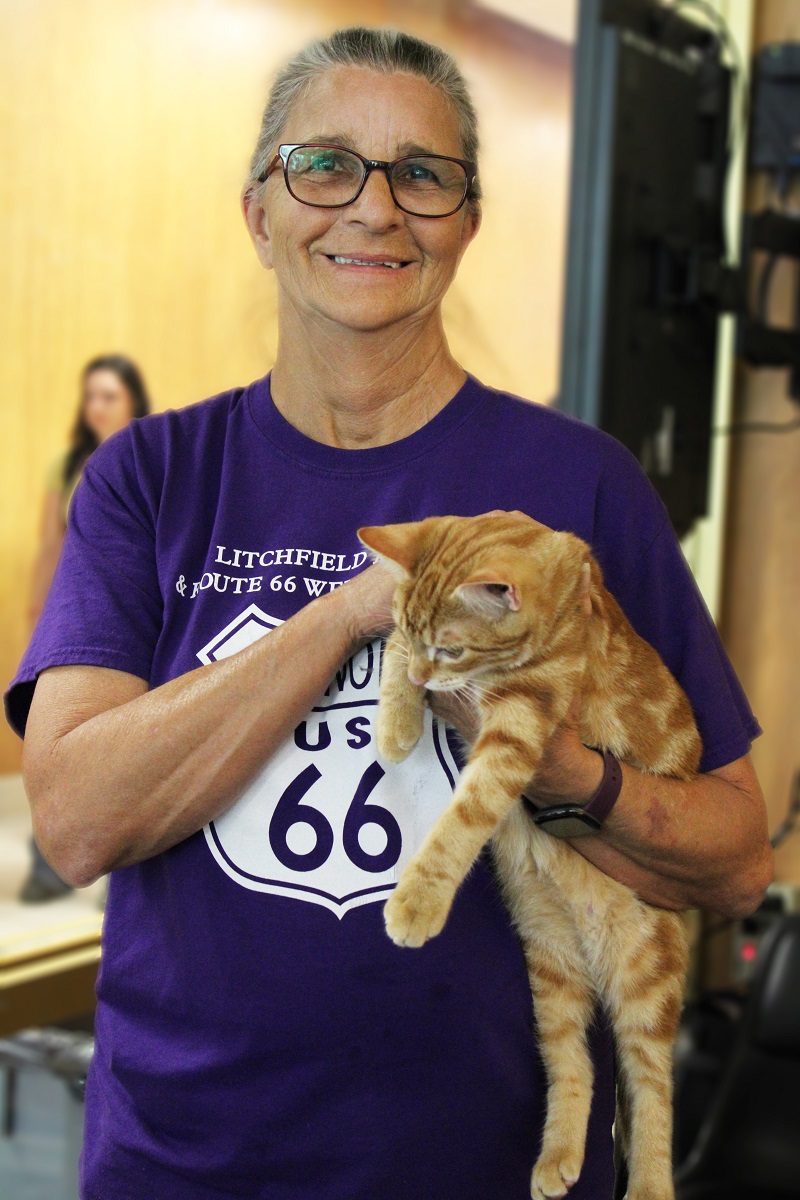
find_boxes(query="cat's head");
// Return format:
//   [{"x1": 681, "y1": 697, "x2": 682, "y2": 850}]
[{"x1": 358, "y1": 512, "x2": 591, "y2": 692}]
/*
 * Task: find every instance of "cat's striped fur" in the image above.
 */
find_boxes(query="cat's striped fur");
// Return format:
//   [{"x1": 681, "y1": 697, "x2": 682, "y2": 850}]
[{"x1": 358, "y1": 511, "x2": 701, "y2": 1200}]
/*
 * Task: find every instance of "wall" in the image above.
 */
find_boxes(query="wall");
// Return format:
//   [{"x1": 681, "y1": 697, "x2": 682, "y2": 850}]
[
  {"x1": 476, "y1": 0, "x2": 576, "y2": 43},
  {"x1": 721, "y1": 0, "x2": 800, "y2": 883},
  {"x1": 0, "y1": 0, "x2": 573, "y2": 771}
]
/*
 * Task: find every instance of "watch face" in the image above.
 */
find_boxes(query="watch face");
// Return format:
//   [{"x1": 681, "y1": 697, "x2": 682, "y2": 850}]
[{"x1": 532, "y1": 806, "x2": 602, "y2": 839}]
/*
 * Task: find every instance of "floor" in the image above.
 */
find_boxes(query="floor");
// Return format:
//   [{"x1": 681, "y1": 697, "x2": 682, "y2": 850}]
[
  {"x1": 0, "y1": 772, "x2": 105, "y2": 914},
  {"x1": 0, "y1": 1068, "x2": 83, "y2": 1200},
  {"x1": 0, "y1": 774, "x2": 103, "y2": 1200}
]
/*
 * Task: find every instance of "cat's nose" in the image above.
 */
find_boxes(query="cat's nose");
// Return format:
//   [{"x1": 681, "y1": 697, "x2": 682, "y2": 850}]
[{"x1": 408, "y1": 669, "x2": 427, "y2": 687}]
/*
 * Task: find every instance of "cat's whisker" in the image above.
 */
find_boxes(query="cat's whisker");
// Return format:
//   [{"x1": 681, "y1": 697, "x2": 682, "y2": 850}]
[
  {"x1": 385, "y1": 637, "x2": 410, "y2": 660},
  {"x1": 459, "y1": 680, "x2": 487, "y2": 709},
  {"x1": 469, "y1": 680, "x2": 505, "y2": 704},
  {"x1": 444, "y1": 679, "x2": 476, "y2": 703}
]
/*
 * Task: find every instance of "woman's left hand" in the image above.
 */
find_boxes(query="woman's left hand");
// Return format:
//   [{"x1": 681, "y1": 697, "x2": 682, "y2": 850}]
[
  {"x1": 427, "y1": 685, "x2": 603, "y2": 804},
  {"x1": 522, "y1": 693, "x2": 605, "y2": 807}
]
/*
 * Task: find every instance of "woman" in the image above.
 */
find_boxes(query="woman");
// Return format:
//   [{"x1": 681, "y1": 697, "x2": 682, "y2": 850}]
[
  {"x1": 22, "y1": 353, "x2": 151, "y2": 903},
  {"x1": 6, "y1": 28, "x2": 770, "y2": 1200},
  {"x1": 28, "y1": 354, "x2": 151, "y2": 630}
]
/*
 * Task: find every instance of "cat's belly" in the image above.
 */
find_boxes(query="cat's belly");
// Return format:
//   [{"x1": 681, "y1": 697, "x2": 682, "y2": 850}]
[{"x1": 496, "y1": 805, "x2": 652, "y2": 966}]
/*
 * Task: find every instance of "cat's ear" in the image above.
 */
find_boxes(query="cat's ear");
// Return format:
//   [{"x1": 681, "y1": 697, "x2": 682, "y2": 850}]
[
  {"x1": 455, "y1": 573, "x2": 521, "y2": 617},
  {"x1": 580, "y1": 561, "x2": 593, "y2": 616},
  {"x1": 357, "y1": 523, "x2": 424, "y2": 579}
]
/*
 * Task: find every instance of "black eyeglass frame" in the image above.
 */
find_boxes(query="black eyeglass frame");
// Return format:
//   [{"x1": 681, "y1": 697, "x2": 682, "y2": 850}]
[{"x1": 258, "y1": 143, "x2": 478, "y2": 219}]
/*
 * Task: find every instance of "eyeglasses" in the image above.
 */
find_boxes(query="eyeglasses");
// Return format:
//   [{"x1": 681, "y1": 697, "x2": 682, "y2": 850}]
[{"x1": 259, "y1": 144, "x2": 477, "y2": 218}]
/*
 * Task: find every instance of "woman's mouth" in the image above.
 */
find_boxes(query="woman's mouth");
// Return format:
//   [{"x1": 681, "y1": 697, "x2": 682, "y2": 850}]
[{"x1": 326, "y1": 255, "x2": 412, "y2": 269}]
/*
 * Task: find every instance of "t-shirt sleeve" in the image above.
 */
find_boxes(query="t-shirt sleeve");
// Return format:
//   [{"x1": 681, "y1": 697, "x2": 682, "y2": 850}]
[
  {"x1": 5, "y1": 434, "x2": 163, "y2": 737},
  {"x1": 588, "y1": 437, "x2": 761, "y2": 774}
]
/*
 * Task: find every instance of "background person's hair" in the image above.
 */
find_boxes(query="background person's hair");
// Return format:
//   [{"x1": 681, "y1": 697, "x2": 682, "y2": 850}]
[
  {"x1": 64, "y1": 353, "x2": 152, "y2": 487},
  {"x1": 246, "y1": 26, "x2": 482, "y2": 210}
]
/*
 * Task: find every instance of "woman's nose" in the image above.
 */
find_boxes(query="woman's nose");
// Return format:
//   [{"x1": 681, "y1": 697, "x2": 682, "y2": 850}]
[{"x1": 345, "y1": 169, "x2": 402, "y2": 227}]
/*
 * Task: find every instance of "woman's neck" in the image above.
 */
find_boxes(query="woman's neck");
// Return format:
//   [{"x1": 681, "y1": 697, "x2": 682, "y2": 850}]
[{"x1": 269, "y1": 309, "x2": 466, "y2": 449}]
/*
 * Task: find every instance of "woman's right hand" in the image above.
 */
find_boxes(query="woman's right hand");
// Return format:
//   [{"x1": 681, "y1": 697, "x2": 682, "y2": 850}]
[{"x1": 338, "y1": 561, "x2": 398, "y2": 645}]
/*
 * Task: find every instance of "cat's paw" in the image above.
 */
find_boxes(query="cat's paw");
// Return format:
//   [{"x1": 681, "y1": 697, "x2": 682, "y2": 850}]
[
  {"x1": 384, "y1": 881, "x2": 452, "y2": 948},
  {"x1": 624, "y1": 1182, "x2": 675, "y2": 1200},
  {"x1": 530, "y1": 1148, "x2": 583, "y2": 1200},
  {"x1": 377, "y1": 708, "x2": 424, "y2": 763}
]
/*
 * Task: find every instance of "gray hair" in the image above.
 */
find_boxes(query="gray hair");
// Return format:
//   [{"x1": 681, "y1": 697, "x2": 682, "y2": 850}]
[{"x1": 246, "y1": 26, "x2": 481, "y2": 208}]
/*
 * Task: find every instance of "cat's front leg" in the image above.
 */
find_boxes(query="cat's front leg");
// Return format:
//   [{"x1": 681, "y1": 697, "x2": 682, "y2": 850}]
[
  {"x1": 377, "y1": 628, "x2": 425, "y2": 763},
  {"x1": 385, "y1": 706, "x2": 552, "y2": 947}
]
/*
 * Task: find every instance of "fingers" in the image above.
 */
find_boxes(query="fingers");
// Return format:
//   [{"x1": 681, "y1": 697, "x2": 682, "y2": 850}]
[
  {"x1": 340, "y1": 562, "x2": 398, "y2": 642},
  {"x1": 479, "y1": 508, "x2": 552, "y2": 531}
]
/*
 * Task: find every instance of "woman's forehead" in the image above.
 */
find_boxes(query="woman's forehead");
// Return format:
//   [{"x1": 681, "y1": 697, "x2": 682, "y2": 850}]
[
  {"x1": 281, "y1": 66, "x2": 463, "y2": 158},
  {"x1": 85, "y1": 369, "x2": 123, "y2": 391}
]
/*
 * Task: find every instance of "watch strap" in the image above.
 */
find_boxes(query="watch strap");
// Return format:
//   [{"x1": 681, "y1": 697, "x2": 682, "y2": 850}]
[
  {"x1": 582, "y1": 748, "x2": 623, "y2": 824},
  {"x1": 523, "y1": 747, "x2": 623, "y2": 832}
]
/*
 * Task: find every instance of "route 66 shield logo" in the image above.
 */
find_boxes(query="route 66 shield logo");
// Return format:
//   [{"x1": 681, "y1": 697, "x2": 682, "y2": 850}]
[{"x1": 199, "y1": 607, "x2": 461, "y2": 917}]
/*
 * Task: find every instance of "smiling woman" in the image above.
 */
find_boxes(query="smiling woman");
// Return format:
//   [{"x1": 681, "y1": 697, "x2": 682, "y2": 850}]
[
  {"x1": 241, "y1": 57, "x2": 482, "y2": 437},
  {"x1": 5, "y1": 23, "x2": 769, "y2": 1200}
]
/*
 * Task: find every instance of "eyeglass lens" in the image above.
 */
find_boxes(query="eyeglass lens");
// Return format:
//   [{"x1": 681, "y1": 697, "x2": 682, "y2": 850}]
[{"x1": 284, "y1": 147, "x2": 468, "y2": 216}]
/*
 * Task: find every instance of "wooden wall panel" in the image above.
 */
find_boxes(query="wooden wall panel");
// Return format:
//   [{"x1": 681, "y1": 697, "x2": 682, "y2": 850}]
[
  {"x1": 721, "y1": 0, "x2": 800, "y2": 883},
  {"x1": 0, "y1": 0, "x2": 572, "y2": 771}
]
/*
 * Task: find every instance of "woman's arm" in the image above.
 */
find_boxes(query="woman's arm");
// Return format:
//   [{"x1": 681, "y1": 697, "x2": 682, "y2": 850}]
[
  {"x1": 22, "y1": 565, "x2": 396, "y2": 888},
  {"x1": 28, "y1": 489, "x2": 66, "y2": 629},
  {"x1": 528, "y1": 733, "x2": 772, "y2": 920},
  {"x1": 428, "y1": 691, "x2": 772, "y2": 921}
]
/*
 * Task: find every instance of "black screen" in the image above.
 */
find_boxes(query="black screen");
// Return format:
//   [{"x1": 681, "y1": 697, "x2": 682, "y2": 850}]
[{"x1": 559, "y1": 0, "x2": 732, "y2": 535}]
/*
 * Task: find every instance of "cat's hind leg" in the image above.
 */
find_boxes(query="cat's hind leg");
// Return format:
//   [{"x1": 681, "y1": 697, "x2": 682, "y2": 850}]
[
  {"x1": 377, "y1": 629, "x2": 425, "y2": 762},
  {"x1": 599, "y1": 908, "x2": 687, "y2": 1200},
  {"x1": 494, "y1": 813, "x2": 595, "y2": 1200},
  {"x1": 528, "y1": 953, "x2": 595, "y2": 1200}
]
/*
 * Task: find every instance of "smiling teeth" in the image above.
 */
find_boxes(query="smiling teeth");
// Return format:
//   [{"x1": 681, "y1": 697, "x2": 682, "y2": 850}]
[{"x1": 333, "y1": 256, "x2": 401, "y2": 268}]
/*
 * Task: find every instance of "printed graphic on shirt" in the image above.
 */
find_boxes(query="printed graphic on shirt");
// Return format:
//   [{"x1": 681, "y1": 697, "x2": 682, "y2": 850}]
[
  {"x1": 200, "y1": 606, "x2": 461, "y2": 917},
  {"x1": 196, "y1": 603, "x2": 283, "y2": 663}
]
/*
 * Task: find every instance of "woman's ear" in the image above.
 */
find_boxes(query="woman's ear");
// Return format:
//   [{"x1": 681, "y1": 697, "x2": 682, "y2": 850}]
[{"x1": 241, "y1": 186, "x2": 274, "y2": 271}]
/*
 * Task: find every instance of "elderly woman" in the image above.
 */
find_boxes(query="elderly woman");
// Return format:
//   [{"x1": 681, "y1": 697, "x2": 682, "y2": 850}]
[{"x1": 6, "y1": 26, "x2": 770, "y2": 1200}]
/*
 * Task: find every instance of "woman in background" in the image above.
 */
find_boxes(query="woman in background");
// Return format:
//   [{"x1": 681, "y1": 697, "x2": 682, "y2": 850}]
[
  {"x1": 27, "y1": 354, "x2": 152, "y2": 631},
  {"x1": 21, "y1": 353, "x2": 151, "y2": 902}
]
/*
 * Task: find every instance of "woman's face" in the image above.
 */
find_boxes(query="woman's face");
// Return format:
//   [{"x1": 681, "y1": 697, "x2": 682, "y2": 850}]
[
  {"x1": 82, "y1": 369, "x2": 135, "y2": 441},
  {"x1": 244, "y1": 67, "x2": 481, "y2": 336}
]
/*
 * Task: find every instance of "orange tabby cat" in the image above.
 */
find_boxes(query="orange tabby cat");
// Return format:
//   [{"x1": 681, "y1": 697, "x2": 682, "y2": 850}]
[{"x1": 358, "y1": 511, "x2": 701, "y2": 1200}]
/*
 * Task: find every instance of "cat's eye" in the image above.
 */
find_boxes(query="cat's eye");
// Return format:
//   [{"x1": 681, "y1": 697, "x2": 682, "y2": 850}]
[{"x1": 438, "y1": 646, "x2": 464, "y2": 660}]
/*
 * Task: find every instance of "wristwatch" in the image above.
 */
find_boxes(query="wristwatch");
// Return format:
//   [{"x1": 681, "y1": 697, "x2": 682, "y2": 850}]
[{"x1": 523, "y1": 748, "x2": 623, "y2": 839}]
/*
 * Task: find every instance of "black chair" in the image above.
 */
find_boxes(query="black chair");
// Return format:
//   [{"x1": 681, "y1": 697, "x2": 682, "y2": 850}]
[{"x1": 674, "y1": 914, "x2": 800, "y2": 1200}]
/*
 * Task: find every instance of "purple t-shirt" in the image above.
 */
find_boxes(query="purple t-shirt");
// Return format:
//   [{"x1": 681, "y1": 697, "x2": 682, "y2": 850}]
[{"x1": 6, "y1": 374, "x2": 759, "y2": 1200}]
